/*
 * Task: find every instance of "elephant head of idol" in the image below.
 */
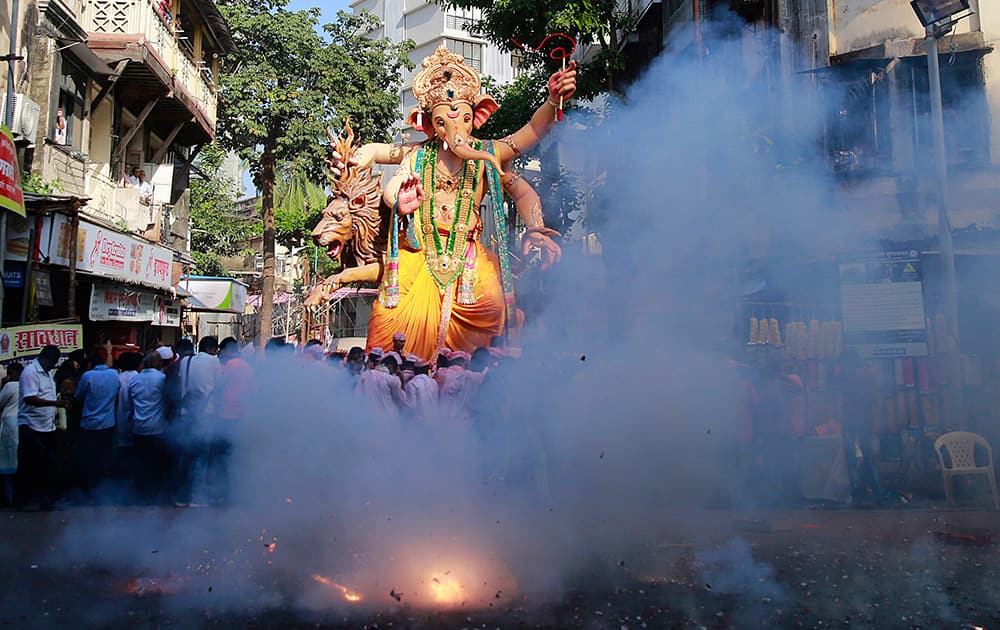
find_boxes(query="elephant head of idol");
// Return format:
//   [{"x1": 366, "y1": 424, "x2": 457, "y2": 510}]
[{"x1": 407, "y1": 45, "x2": 504, "y2": 176}]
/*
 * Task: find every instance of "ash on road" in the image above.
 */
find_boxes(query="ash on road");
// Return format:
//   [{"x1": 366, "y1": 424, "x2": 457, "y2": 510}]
[{"x1": 1, "y1": 507, "x2": 998, "y2": 629}]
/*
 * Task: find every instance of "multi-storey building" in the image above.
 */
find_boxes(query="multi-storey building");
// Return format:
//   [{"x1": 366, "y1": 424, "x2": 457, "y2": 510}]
[
  {"x1": 0, "y1": 0, "x2": 233, "y2": 350},
  {"x1": 349, "y1": 0, "x2": 518, "y2": 130}
]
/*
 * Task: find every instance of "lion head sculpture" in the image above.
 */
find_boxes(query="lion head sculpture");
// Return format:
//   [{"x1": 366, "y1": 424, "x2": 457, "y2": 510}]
[{"x1": 312, "y1": 120, "x2": 383, "y2": 268}]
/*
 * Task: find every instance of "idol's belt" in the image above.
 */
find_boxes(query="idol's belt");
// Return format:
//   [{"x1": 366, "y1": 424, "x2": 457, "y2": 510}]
[{"x1": 435, "y1": 226, "x2": 479, "y2": 242}]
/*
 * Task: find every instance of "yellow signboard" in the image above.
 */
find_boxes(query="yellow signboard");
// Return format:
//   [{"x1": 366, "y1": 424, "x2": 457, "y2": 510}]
[{"x1": 0, "y1": 324, "x2": 83, "y2": 362}]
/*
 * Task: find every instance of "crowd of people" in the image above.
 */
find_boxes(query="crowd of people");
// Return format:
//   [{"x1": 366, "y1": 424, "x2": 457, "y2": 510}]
[
  {"x1": 0, "y1": 331, "x2": 515, "y2": 511},
  {"x1": 726, "y1": 349, "x2": 887, "y2": 508},
  {"x1": 119, "y1": 163, "x2": 154, "y2": 204}
]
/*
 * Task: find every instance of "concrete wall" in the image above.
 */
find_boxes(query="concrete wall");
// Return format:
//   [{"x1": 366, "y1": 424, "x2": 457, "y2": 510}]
[
  {"x1": 0, "y1": 0, "x2": 34, "y2": 120},
  {"x1": 36, "y1": 143, "x2": 87, "y2": 195}
]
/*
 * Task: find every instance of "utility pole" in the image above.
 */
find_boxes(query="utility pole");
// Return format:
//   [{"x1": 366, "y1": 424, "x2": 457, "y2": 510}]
[
  {"x1": 924, "y1": 25, "x2": 965, "y2": 426},
  {"x1": 924, "y1": 28, "x2": 959, "y2": 346}
]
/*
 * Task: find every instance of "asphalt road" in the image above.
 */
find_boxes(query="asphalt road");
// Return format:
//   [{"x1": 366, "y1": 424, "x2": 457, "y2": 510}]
[{"x1": 1, "y1": 506, "x2": 998, "y2": 629}]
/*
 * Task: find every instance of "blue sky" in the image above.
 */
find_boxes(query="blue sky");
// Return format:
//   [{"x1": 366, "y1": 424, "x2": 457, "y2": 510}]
[{"x1": 286, "y1": 0, "x2": 351, "y2": 24}]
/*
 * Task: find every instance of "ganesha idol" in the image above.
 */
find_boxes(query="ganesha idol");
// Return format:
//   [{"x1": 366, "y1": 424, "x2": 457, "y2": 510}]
[{"x1": 308, "y1": 45, "x2": 575, "y2": 360}]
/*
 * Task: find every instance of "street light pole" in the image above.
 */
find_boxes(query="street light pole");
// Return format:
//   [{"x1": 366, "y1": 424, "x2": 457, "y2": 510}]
[{"x1": 924, "y1": 24, "x2": 965, "y2": 425}]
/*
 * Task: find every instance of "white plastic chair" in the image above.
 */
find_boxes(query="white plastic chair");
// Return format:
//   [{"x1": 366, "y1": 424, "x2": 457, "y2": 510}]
[{"x1": 934, "y1": 431, "x2": 1000, "y2": 509}]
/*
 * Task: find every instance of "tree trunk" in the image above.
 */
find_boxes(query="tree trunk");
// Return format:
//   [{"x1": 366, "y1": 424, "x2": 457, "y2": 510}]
[
  {"x1": 257, "y1": 146, "x2": 277, "y2": 345},
  {"x1": 301, "y1": 249, "x2": 311, "y2": 342}
]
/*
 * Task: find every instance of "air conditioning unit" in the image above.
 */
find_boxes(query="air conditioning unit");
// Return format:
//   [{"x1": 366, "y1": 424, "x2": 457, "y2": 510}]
[{"x1": 0, "y1": 94, "x2": 41, "y2": 142}]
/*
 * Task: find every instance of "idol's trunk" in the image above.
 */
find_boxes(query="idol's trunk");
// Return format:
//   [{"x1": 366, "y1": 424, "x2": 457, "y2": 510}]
[{"x1": 449, "y1": 133, "x2": 504, "y2": 177}]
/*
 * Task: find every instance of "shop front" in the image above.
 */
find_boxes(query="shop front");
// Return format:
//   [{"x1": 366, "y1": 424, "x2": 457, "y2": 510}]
[
  {"x1": 87, "y1": 282, "x2": 181, "y2": 356},
  {"x1": 737, "y1": 238, "x2": 1000, "y2": 505},
  {"x1": 3, "y1": 195, "x2": 82, "y2": 325},
  {"x1": 74, "y1": 219, "x2": 180, "y2": 353}
]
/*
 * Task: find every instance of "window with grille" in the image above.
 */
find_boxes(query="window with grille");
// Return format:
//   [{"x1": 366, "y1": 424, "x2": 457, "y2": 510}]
[
  {"x1": 511, "y1": 49, "x2": 527, "y2": 77},
  {"x1": 56, "y1": 58, "x2": 87, "y2": 147},
  {"x1": 445, "y1": 9, "x2": 477, "y2": 34},
  {"x1": 446, "y1": 39, "x2": 482, "y2": 73},
  {"x1": 823, "y1": 54, "x2": 989, "y2": 175}
]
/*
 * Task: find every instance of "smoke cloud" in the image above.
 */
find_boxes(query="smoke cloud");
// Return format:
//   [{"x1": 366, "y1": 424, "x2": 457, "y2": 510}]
[{"x1": 33, "y1": 16, "x2": 998, "y2": 625}]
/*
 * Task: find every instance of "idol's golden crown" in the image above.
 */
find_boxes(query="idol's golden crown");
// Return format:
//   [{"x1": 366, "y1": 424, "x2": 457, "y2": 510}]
[{"x1": 412, "y1": 45, "x2": 481, "y2": 113}]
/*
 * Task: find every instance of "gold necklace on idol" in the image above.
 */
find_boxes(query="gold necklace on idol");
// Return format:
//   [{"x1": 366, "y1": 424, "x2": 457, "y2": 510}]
[{"x1": 419, "y1": 140, "x2": 480, "y2": 291}]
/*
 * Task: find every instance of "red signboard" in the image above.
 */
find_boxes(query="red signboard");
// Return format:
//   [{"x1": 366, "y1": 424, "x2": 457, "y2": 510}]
[{"x1": 0, "y1": 125, "x2": 25, "y2": 217}]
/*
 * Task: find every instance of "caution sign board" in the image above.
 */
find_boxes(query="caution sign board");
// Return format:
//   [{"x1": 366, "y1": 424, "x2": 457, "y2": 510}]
[{"x1": 839, "y1": 251, "x2": 928, "y2": 358}]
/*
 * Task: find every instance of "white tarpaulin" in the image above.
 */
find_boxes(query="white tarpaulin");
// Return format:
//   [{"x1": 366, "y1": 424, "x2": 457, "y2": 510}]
[{"x1": 183, "y1": 277, "x2": 248, "y2": 313}]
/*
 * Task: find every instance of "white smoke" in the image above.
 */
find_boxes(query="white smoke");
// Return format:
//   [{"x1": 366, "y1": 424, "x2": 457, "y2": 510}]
[{"x1": 37, "y1": 17, "x2": 986, "y2": 624}]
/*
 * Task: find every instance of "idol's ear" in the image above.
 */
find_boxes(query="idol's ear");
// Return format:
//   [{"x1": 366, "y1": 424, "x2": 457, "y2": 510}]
[
  {"x1": 407, "y1": 107, "x2": 432, "y2": 137},
  {"x1": 473, "y1": 94, "x2": 500, "y2": 129}
]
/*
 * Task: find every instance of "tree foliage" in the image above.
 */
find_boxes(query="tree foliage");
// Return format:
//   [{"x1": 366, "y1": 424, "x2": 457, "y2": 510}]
[
  {"x1": 216, "y1": 5, "x2": 413, "y2": 181},
  {"x1": 435, "y1": 0, "x2": 634, "y2": 99},
  {"x1": 189, "y1": 143, "x2": 255, "y2": 276},
  {"x1": 215, "y1": 1, "x2": 413, "y2": 340},
  {"x1": 479, "y1": 72, "x2": 548, "y2": 142},
  {"x1": 273, "y1": 161, "x2": 329, "y2": 249}
]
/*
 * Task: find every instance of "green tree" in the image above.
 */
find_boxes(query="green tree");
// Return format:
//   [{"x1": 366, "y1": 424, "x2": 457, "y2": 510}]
[
  {"x1": 273, "y1": 160, "x2": 328, "y2": 250},
  {"x1": 189, "y1": 143, "x2": 255, "y2": 277},
  {"x1": 435, "y1": 0, "x2": 634, "y2": 98},
  {"x1": 216, "y1": 2, "x2": 412, "y2": 343},
  {"x1": 479, "y1": 72, "x2": 548, "y2": 141}
]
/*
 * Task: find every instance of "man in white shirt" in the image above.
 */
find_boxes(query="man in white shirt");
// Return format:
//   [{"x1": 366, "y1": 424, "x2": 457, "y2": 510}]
[
  {"x1": 436, "y1": 351, "x2": 484, "y2": 422},
  {"x1": 137, "y1": 169, "x2": 154, "y2": 205},
  {"x1": 172, "y1": 336, "x2": 219, "y2": 507},
  {"x1": 17, "y1": 345, "x2": 71, "y2": 509},
  {"x1": 356, "y1": 352, "x2": 405, "y2": 417},
  {"x1": 404, "y1": 359, "x2": 439, "y2": 423},
  {"x1": 185, "y1": 336, "x2": 220, "y2": 422}
]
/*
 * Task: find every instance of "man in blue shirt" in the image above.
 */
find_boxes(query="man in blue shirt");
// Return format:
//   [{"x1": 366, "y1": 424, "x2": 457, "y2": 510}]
[
  {"x1": 127, "y1": 352, "x2": 167, "y2": 504},
  {"x1": 75, "y1": 352, "x2": 120, "y2": 498}
]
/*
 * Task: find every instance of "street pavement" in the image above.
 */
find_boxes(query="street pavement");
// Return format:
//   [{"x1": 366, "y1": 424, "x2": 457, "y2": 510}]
[{"x1": 1, "y1": 505, "x2": 998, "y2": 628}]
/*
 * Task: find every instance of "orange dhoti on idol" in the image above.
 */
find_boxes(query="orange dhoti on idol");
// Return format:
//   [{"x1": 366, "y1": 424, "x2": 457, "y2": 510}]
[{"x1": 366, "y1": 243, "x2": 505, "y2": 359}]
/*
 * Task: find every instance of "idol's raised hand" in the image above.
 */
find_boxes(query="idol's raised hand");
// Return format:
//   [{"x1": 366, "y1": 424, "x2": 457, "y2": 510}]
[
  {"x1": 547, "y1": 60, "x2": 577, "y2": 103},
  {"x1": 396, "y1": 174, "x2": 424, "y2": 216},
  {"x1": 522, "y1": 227, "x2": 563, "y2": 270}
]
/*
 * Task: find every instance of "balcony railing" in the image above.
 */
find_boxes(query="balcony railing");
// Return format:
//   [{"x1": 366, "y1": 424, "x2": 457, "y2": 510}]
[
  {"x1": 82, "y1": 0, "x2": 218, "y2": 124},
  {"x1": 41, "y1": 0, "x2": 86, "y2": 20},
  {"x1": 616, "y1": 0, "x2": 660, "y2": 19}
]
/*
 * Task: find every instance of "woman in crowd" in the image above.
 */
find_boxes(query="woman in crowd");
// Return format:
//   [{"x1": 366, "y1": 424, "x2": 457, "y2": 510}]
[{"x1": 0, "y1": 364, "x2": 23, "y2": 505}]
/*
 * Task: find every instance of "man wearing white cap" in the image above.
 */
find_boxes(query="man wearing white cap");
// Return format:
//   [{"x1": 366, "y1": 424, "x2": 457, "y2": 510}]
[
  {"x1": 404, "y1": 357, "x2": 438, "y2": 423},
  {"x1": 356, "y1": 348, "x2": 405, "y2": 416},
  {"x1": 399, "y1": 353, "x2": 419, "y2": 387},
  {"x1": 156, "y1": 345, "x2": 175, "y2": 366},
  {"x1": 392, "y1": 332, "x2": 406, "y2": 356},
  {"x1": 383, "y1": 351, "x2": 402, "y2": 371},
  {"x1": 437, "y1": 350, "x2": 484, "y2": 421},
  {"x1": 367, "y1": 347, "x2": 385, "y2": 371}
]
